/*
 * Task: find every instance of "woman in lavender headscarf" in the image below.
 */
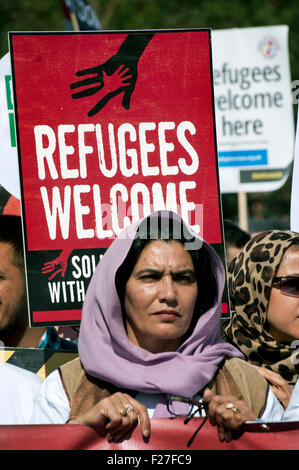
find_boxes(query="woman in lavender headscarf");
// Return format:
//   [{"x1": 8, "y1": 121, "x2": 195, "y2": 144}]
[{"x1": 31, "y1": 211, "x2": 283, "y2": 442}]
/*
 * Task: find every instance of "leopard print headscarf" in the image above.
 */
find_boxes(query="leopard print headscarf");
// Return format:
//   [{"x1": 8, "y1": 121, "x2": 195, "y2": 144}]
[{"x1": 224, "y1": 230, "x2": 299, "y2": 387}]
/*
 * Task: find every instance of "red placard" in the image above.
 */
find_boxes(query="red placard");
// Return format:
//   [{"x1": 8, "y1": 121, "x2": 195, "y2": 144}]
[
  {"x1": 1, "y1": 419, "x2": 299, "y2": 450},
  {"x1": 9, "y1": 30, "x2": 226, "y2": 326}
]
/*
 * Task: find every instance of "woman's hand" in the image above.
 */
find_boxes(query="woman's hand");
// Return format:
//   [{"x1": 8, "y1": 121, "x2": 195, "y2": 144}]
[
  {"x1": 202, "y1": 388, "x2": 256, "y2": 442},
  {"x1": 252, "y1": 365, "x2": 292, "y2": 409},
  {"x1": 68, "y1": 392, "x2": 151, "y2": 442}
]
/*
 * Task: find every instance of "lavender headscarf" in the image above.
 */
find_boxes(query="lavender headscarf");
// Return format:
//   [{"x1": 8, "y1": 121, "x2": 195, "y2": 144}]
[{"x1": 78, "y1": 211, "x2": 243, "y2": 415}]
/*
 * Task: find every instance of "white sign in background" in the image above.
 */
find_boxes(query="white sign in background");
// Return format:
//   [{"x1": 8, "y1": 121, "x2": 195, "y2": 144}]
[
  {"x1": 212, "y1": 25, "x2": 294, "y2": 193},
  {"x1": 290, "y1": 105, "x2": 299, "y2": 232},
  {"x1": 0, "y1": 52, "x2": 20, "y2": 198}
]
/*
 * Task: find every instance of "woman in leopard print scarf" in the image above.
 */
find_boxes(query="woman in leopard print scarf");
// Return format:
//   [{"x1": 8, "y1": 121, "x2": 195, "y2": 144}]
[{"x1": 224, "y1": 230, "x2": 299, "y2": 406}]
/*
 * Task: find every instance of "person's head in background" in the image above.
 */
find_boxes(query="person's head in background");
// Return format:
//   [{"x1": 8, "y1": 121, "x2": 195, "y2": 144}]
[
  {"x1": 0, "y1": 215, "x2": 45, "y2": 347},
  {"x1": 224, "y1": 230, "x2": 299, "y2": 388},
  {"x1": 223, "y1": 219, "x2": 251, "y2": 265}
]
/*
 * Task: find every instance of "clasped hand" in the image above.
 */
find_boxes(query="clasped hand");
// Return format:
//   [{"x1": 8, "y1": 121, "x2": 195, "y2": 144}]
[
  {"x1": 203, "y1": 389, "x2": 256, "y2": 442},
  {"x1": 68, "y1": 392, "x2": 151, "y2": 442},
  {"x1": 68, "y1": 389, "x2": 255, "y2": 443}
]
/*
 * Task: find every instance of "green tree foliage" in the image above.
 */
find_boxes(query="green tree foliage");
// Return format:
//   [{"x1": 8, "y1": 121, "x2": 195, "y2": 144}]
[
  {"x1": 0, "y1": 0, "x2": 64, "y2": 55},
  {"x1": 1, "y1": 0, "x2": 298, "y2": 230}
]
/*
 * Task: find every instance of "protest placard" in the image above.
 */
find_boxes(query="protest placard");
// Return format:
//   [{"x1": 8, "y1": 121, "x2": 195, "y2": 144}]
[
  {"x1": 0, "y1": 52, "x2": 20, "y2": 200},
  {"x1": 10, "y1": 29, "x2": 226, "y2": 326},
  {"x1": 212, "y1": 25, "x2": 294, "y2": 194},
  {"x1": 1, "y1": 419, "x2": 299, "y2": 450},
  {"x1": 291, "y1": 105, "x2": 299, "y2": 232}
]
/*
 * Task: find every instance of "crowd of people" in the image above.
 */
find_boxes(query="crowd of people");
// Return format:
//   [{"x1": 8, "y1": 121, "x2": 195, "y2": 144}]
[{"x1": 1, "y1": 210, "x2": 299, "y2": 445}]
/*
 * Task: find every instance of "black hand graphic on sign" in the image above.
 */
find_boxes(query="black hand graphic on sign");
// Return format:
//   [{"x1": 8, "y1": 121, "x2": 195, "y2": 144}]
[
  {"x1": 71, "y1": 64, "x2": 132, "y2": 116},
  {"x1": 70, "y1": 33, "x2": 154, "y2": 116}
]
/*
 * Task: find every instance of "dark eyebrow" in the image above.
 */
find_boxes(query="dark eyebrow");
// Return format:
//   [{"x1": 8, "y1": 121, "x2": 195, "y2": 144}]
[
  {"x1": 135, "y1": 268, "x2": 162, "y2": 276},
  {"x1": 174, "y1": 269, "x2": 195, "y2": 275},
  {"x1": 172, "y1": 269, "x2": 196, "y2": 280},
  {"x1": 135, "y1": 268, "x2": 195, "y2": 276}
]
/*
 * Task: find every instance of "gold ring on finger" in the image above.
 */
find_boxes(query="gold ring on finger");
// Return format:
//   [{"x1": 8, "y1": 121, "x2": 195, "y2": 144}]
[
  {"x1": 224, "y1": 402, "x2": 241, "y2": 414},
  {"x1": 224, "y1": 402, "x2": 234, "y2": 410},
  {"x1": 120, "y1": 407, "x2": 127, "y2": 417},
  {"x1": 232, "y1": 407, "x2": 241, "y2": 414},
  {"x1": 126, "y1": 403, "x2": 135, "y2": 413}
]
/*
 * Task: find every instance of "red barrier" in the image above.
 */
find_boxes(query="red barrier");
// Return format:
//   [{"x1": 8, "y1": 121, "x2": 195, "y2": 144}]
[{"x1": 0, "y1": 419, "x2": 299, "y2": 450}]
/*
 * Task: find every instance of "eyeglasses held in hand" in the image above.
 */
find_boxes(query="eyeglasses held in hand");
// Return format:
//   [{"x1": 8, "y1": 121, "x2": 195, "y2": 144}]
[
  {"x1": 166, "y1": 394, "x2": 208, "y2": 423},
  {"x1": 272, "y1": 276, "x2": 299, "y2": 297},
  {"x1": 166, "y1": 394, "x2": 208, "y2": 447}
]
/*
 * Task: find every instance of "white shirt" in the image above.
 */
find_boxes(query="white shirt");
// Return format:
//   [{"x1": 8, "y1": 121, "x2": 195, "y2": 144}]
[
  {"x1": 30, "y1": 369, "x2": 285, "y2": 424},
  {"x1": 283, "y1": 379, "x2": 299, "y2": 421},
  {"x1": 31, "y1": 370, "x2": 172, "y2": 423},
  {"x1": 0, "y1": 361, "x2": 42, "y2": 424}
]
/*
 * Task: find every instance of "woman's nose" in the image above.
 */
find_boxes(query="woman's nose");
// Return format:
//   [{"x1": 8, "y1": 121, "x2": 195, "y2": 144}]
[{"x1": 158, "y1": 275, "x2": 178, "y2": 304}]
